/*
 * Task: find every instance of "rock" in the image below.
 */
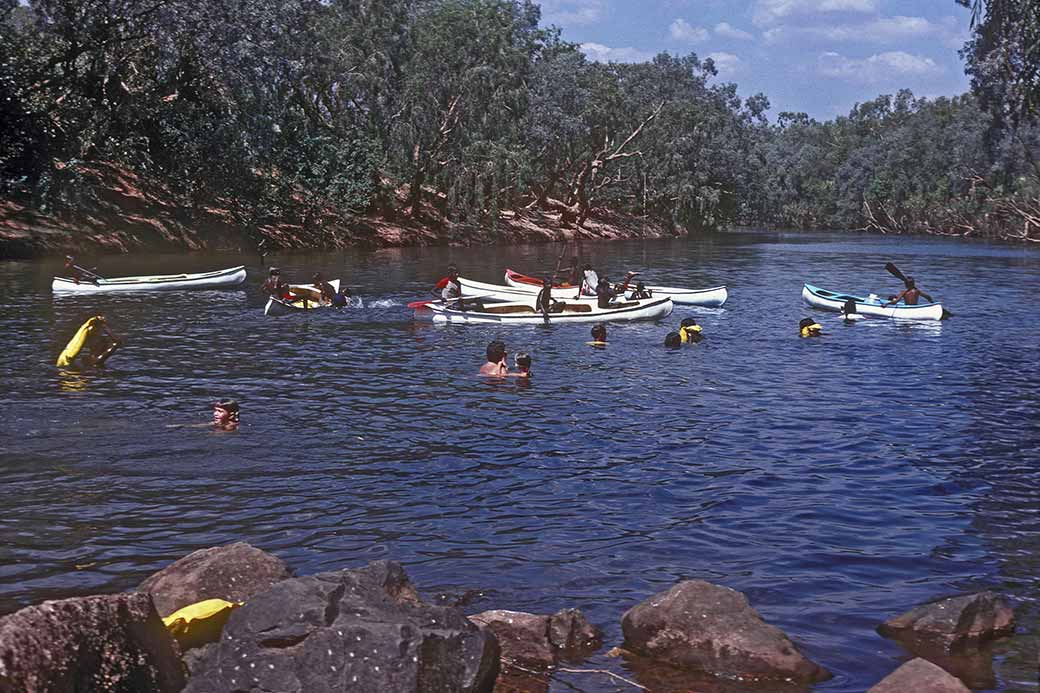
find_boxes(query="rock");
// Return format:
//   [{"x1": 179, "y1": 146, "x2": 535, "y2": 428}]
[
  {"x1": 137, "y1": 541, "x2": 293, "y2": 617},
  {"x1": 621, "y1": 580, "x2": 830, "y2": 683},
  {"x1": 0, "y1": 593, "x2": 186, "y2": 693},
  {"x1": 878, "y1": 591, "x2": 1015, "y2": 649},
  {"x1": 548, "y1": 608, "x2": 602, "y2": 659},
  {"x1": 469, "y1": 610, "x2": 554, "y2": 669},
  {"x1": 184, "y1": 560, "x2": 498, "y2": 693},
  {"x1": 868, "y1": 658, "x2": 971, "y2": 693}
]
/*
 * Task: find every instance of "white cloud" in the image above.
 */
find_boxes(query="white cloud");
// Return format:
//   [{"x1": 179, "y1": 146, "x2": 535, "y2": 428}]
[
  {"x1": 764, "y1": 15, "x2": 942, "y2": 44},
  {"x1": 715, "y1": 22, "x2": 754, "y2": 40},
  {"x1": 706, "y1": 51, "x2": 744, "y2": 74},
  {"x1": 540, "y1": 0, "x2": 605, "y2": 27},
  {"x1": 817, "y1": 50, "x2": 942, "y2": 83},
  {"x1": 669, "y1": 18, "x2": 709, "y2": 43},
  {"x1": 753, "y1": 0, "x2": 879, "y2": 27},
  {"x1": 581, "y1": 42, "x2": 657, "y2": 64}
]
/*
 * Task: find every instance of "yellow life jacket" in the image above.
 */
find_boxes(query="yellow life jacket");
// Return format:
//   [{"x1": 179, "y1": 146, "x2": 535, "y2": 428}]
[
  {"x1": 56, "y1": 316, "x2": 102, "y2": 367},
  {"x1": 679, "y1": 325, "x2": 702, "y2": 343},
  {"x1": 162, "y1": 598, "x2": 241, "y2": 649},
  {"x1": 800, "y1": 322, "x2": 822, "y2": 337}
]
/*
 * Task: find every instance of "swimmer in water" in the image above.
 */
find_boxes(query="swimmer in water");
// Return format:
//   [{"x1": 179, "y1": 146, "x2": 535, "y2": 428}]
[
  {"x1": 588, "y1": 323, "x2": 607, "y2": 346},
  {"x1": 664, "y1": 332, "x2": 681, "y2": 348},
  {"x1": 212, "y1": 399, "x2": 240, "y2": 432},
  {"x1": 799, "y1": 318, "x2": 823, "y2": 337},
  {"x1": 678, "y1": 317, "x2": 703, "y2": 344}
]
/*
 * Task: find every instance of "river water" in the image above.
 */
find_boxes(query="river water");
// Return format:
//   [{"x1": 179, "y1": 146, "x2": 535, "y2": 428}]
[{"x1": 0, "y1": 231, "x2": 1037, "y2": 692}]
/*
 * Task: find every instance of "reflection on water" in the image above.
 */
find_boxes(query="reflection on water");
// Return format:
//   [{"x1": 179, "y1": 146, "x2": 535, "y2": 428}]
[{"x1": 1, "y1": 231, "x2": 1038, "y2": 693}]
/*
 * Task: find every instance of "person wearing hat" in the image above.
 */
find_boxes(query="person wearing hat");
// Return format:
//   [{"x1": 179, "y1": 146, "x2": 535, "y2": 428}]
[
  {"x1": 212, "y1": 399, "x2": 240, "y2": 432},
  {"x1": 261, "y1": 267, "x2": 289, "y2": 298},
  {"x1": 678, "y1": 317, "x2": 702, "y2": 343},
  {"x1": 884, "y1": 276, "x2": 933, "y2": 306},
  {"x1": 799, "y1": 318, "x2": 823, "y2": 337}
]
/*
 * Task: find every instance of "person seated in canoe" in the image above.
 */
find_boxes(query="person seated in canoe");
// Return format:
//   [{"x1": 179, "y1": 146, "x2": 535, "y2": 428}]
[
  {"x1": 212, "y1": 399, "x2": 240, "y2": 432},
  {"x1": 312, "y1": 273, "x2": 337, "y2": 303},
  {"x1": 679, "y1": 317, "x2": 703, "y2": 344},
  {"x1": 884, "y1": 276, "x2": 933, "y2": 306},
  {"x1": 580, "y1": 264, "x2": 599, "y2": 296},
  {"x1": 431, "y1": 264, "x2": 458, "y2": 296},
  {"x1": 63, "y1": 256, "x2": 99, "y2": 285},
  {"x1": 261, "y1": 268, "x2": 290, "y2": 298},
  {"x1": 664, "y1": 331, "x2": 682, "y2": 348},
  {"x1": 56, "y1": 315, "x2": 123, "y2": 368},
  {"x1": 332, "y1": 285, "x2": 352, "y2": 307},
  {"x1": 629, "y1": 281, "x2": 652, "y2": 300},
  {"x1": 612, "y1": 271, "x2": 638, "y2": 296},
  {"x1": 563, "y1": 256, "x2": 581, "y2": 286},
  {"x1": 588, "y1": 323, "x2": 607, "y2": 346},
  {"x1": 596, "y1": 277, "x2": 618, "y2": 309},
  {"x1": 799, "y1": 318, "x2": 823, "y2": 337},
  {"x1": 841, "y1": 299, "x2": 864, "y2": 323}
]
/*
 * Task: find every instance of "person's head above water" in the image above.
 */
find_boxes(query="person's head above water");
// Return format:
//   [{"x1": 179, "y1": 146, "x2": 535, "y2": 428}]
[
  {"x1": 212, "y1": 398, "x2": 240, "y2": 429},
  {"x1": 842, "y1": 298, "x2": 857, "y2": 314},
  {"x1": 591, "y1": 324, "x2": 607, "y2": 342},
  {"x1": 680, "y1": 317, "x2": 700, "y2": 330},
  {"x1": 486, "y1": 340, "x2": 506, "y2": 363},
  {"x1": 799, "y1": 318, "x2": 823, "y2": 336},
  {"x1": 514, "y1": 352, "x2": 531, "y2": 371},
  {"x1": 664, "y1": 332, "x2": 682, "y2": 347}
]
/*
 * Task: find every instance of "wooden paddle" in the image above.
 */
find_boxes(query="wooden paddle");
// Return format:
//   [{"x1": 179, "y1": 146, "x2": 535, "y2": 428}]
[{"x1": 407, "y1": 293, "x2": 496, "y2": 309}]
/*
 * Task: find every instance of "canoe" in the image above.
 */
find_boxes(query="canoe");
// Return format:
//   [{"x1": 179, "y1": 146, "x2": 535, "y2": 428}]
[
  {"x1": 52, "y1": 266, "x2": 246, "y2": 293},
  {"x1": 459, "y1": 276, "x2": 592, "y2": 303},
  {"x1": 503, "y1": 269, "x2": 728, "y2": 307},
  {"x1": 802, "y1": 283, "x2": 945, "y2": 321},
  {"x1": 264, "y1": 280, "x2": 340, "y2": 316},
  {"x1": 416, "y1": 295, "x2": 673, "y2": 324}
]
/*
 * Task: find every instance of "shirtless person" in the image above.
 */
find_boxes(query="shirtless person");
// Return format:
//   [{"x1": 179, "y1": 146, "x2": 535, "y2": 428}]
[
  {"x1": 261, "y1": 268, "x2": 290, "y2": 298},
  {"x1": 479, "y1": 340, "x2": 528, "y2": 378},
  {"x1": 885, "y1": 276, "x2": 933, "y2": 306}
]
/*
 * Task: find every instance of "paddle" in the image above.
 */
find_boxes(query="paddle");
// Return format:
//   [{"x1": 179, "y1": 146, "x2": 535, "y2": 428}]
[{"x1": 407, "y1": 293, "x2": 496, "y2": 310}]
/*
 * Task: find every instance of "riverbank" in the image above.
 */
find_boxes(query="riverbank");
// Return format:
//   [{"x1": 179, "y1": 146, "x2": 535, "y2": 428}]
[
  {"x1": 0, "y1": 542, "x2": 1015, "y2": 693},
  {"x1": 0, "y1": 164, "x2": 678, "y2": 260}
]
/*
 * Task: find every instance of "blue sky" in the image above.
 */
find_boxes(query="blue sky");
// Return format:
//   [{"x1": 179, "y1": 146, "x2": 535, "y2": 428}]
[{"x1": 537, "y1": 0, "x2": 974, "y2": 120}]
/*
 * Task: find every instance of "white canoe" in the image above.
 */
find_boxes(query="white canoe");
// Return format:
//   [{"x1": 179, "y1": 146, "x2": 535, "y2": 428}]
[
  {"x1": 417, "y1": 296, "x2": 673, "y2": 324},
  {"x1": 502, "y1": 268, "x2": 727, "y2": 307},
  {"x1": 52, "y1": 265, "x2": 246, "y2": 293},
  {"x1": 802, "y1": 283, "x2": 945, "y2": 321},
  {"x1": 264, "y1": 279, "x2": 340, "y2": 316}
]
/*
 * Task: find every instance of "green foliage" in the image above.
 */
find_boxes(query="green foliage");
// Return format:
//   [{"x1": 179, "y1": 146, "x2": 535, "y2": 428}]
[{"x1": 0, "y1": 0, "x2": 1037, "y2": 242}]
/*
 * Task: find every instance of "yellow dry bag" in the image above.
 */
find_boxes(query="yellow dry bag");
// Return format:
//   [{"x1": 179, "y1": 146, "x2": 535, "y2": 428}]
[{"x1": 57, "y1": 316, "x2": 102, "y2": 367}]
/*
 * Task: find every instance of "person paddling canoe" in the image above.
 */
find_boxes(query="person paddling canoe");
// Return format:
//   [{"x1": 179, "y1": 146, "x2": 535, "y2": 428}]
[
  {"x1": 312, "y1": 273, "x2": 336, "y2": 303},
  {"x1": 63, "y1": 256, "x2": 100, "y2": 285},
  {"x1": 261, "y1": 268, "x2": 290, "y2": 299},
  {"x1": 884, "y1": 276, "x2": 933, "y2": 306}
]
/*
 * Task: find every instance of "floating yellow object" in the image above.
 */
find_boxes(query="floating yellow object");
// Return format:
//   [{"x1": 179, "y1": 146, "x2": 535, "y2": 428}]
[
  {"x1": 161, "y1": 598, "x2": 241, "y2": 649},
  {"x1": 56, "y1": 316, "x2": 102, "y2": 367}
]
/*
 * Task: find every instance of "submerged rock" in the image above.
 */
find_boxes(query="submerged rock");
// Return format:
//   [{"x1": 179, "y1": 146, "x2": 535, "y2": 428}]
[
  {"x1": 0, "y1": 593, "x2": 185, "y2": 693},
  {"x1": 868, "y1": 658, "x2": 971, "y2": 693},
  {"x1": 878, "y1": 591, "x2": 1015, "y2": 649},
  {"x1": 184, "y1": 560, "x2": 498, "y2": 693},
  {"x1": 137, "y1": 541, "x2": 293, "y2": 617},
  {"x1": 621, "y1": 580, "x2": 830, "y2": 683}
]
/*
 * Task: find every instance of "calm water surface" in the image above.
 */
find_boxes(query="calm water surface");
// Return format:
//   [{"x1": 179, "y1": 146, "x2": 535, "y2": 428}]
[{"x1": 1, "y1": 231, "x2": 1038, "y2": 692}]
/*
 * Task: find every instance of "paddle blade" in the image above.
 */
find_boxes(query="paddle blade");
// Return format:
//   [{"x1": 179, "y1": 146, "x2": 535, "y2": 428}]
[
  {"x1": 407, "y1": 300, "x2": 432, "y2": 309},
  {"x1": 884, "y1": 262, "x2": 907, "y2": 282}
]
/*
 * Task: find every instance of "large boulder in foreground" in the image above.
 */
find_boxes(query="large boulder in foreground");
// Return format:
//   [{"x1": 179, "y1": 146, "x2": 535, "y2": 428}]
[
  {"x1": 185, "y1": 560, "x2": 498, "y2": 693},
  {"x1": 621, "y1": 580, "x2": 830, "y2": 683},
  {"x1": 868, "y1": 658, "x2": 971, "y2": 693},
  {"x1": 878, "y1": 591, "x2": 1015, "y2": 649},
  {"x1": 0, "y1": 593, "x2": 185, "y2": 693},
  {"x1": 137, "y1": 541, "x2": 292, "y2": 616}
]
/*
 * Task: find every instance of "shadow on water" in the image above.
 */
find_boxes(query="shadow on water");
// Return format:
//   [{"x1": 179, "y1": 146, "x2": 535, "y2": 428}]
[{"x1": 1, "y1": 230, "x2": 1038, "y2": 692}]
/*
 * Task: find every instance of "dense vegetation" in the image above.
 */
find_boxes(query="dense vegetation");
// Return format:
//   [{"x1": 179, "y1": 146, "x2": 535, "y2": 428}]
[{"x1": 1, "y1": 0, "x2": 1037, "y2": 244}]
